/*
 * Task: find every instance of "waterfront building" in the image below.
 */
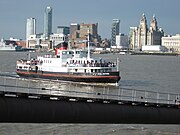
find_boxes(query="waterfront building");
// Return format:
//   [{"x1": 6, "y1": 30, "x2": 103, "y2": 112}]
[
  {"x1": 69, "y1": 23, "x2": 101, "y2": 49},
  {"x1": 100, "y1": 38, "x2": 111, "y2": 48},
  {"x1": 129, "y1": 27, "x2": 138, "y2": 50},
  {"x1": 111, "y1": 19, "x2": 120, "y2": 46},
  {"x1": 79, "y1": 23, "x2": 98, "y2": 38},
  {"x1": 142, "y1": 45, "x2": 167, "y2": 52},
  {"x1": 26, "y1": 33, "x2": 52, "y2": 50},
  {"x1": 115, "y1": 33, "x2": 128, "y2": 49},
  {"x1": 147, "y1": 15, "x2": 164, "y2": 45},
  {"x1": 138, "y1": 13, "x2": 148, "y2": 48},
  {"x1": 50, "y1": 33, "x2": 68, "y2": 47},
  {"x1": 44, "y1": 6, "x2": 52, "y2": 39},
  {"x1": 26, "y1": 18, "x2": 36, "y2": 40},
  {"x1": 70, "y1": 23, "x2": 80, "y2": 39},
  {"x1": 57, "y1": 26, "x2": 70, "y2": 35},
  {"x1": 27, "y1": 33, "x2": 67, "y2": 50},
  {"x1": 162, "y1": 34, "x2": 180, "y2": 53},
  {"x1": 129, "y1": 14, "x2": 164, "y2": 51},
  {"x1": 27, "y1": 35, "x2": 52, "y2": 50}
]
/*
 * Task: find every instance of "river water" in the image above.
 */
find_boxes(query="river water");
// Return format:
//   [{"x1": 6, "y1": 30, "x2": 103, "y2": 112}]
[{"x1": 0, "y1": 51, "x2": 180, "y2": 134}]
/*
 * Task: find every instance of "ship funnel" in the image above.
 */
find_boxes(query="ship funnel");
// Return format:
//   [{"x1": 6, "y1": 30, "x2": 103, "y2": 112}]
[
  {"x1": 55, "y1": 42, "x2": 68, "y2": 55},
  {"x1": 57, "y1": 42, "x2": 68, "y2": 50}
]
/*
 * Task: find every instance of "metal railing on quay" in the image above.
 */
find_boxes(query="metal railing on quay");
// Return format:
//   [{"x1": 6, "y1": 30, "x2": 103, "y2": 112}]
[{"x1": 0, "y1": 76, "x2": 179, "y2": 106}]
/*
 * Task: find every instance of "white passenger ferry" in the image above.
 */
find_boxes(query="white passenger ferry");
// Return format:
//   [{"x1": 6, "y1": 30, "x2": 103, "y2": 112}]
[{"x1": 16, "y1": 32, "x2": 120, "y2": 85}]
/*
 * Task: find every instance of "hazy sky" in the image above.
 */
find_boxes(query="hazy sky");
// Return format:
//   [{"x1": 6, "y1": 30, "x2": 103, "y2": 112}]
[{"x1": 0, "y1": 0, "x2": 180, "y2": 39}]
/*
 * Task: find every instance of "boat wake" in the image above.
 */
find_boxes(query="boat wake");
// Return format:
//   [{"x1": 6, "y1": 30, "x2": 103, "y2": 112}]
[{"x1": 0, "y1": 71, "x2": 19, "y2": 78}]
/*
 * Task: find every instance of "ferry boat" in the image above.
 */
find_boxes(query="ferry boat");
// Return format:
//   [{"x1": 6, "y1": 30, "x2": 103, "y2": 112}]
[{"x1": 16, "y1": 33, "x2": 120, "y2": 85}]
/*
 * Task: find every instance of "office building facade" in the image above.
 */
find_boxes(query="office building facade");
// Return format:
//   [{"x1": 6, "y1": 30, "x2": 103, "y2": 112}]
[
  {"x1": 111, "y1": 19, "x2": 120, "y2": 46},
  {"x1": 44, "y1": 6, "x2": 52, "y2": 39},
  {"x1": 70, "y1": 23, "x2": 101, "y2": 48},
  {"x1": 162, "y1": 34, "x2": 180, "y2": 53},
  {"x1": 57, "y1": 26, "x2": 70, "y2": 35},
  {"x1": 116, "y1": 33, "x2": 128, "y2": 49},
  {"x1": 26, "y1": 18, "x2": 36, "y2": 40}
]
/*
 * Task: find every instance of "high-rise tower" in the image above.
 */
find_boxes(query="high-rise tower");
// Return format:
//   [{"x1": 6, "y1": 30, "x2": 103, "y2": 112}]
[
  {"x1": 44, "y1": 6, "x2": 52, "y2": 39},
  {"x1": 111, "y1": 19, "x2": 120, "y2": 46},
  {"x1": 26, "y1": 18, "x2": 36, "y2": 40}
]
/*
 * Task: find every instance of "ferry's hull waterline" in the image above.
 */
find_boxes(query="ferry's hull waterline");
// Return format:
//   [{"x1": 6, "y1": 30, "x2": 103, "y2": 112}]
[{"x1": 16, "y1": 70, "x2": 120, "y2": 83}]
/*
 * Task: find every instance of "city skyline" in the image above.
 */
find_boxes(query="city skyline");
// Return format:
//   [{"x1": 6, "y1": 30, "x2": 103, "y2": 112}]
[{"x1": 0, "y1": 0, "x2": 180, "y2": 39}]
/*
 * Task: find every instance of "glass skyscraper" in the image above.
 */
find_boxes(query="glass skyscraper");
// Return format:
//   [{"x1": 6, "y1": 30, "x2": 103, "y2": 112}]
[
  {"x1": 26, "y1": 18, "x2": 36, "y2": 39},
  {"x1": 44, "y1": 6, "x2": 52, "y2": 39},
  {"x1": 111, "y1": 19, "x2": 120, "y2": 46}
]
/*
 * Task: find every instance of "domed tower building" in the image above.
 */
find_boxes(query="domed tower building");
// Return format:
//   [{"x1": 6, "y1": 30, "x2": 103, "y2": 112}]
[
  {"x1": 137, "y1": 13, "x2": 148, "y2": 49},
  {"x1": 147, "y1": 15, "x2": 164, "y2": 45},
  {"x1": 129, "y1": 13, "x2": 164, "y2": 51},
  {"x1": 150, "y1": 15, "x2": 158, "y2": 31}
]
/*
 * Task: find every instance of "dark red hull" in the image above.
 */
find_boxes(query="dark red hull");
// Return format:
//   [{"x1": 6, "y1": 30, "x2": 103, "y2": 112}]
[{"x1": 16, "y1": 70, "x2": 120, "y2": 83}]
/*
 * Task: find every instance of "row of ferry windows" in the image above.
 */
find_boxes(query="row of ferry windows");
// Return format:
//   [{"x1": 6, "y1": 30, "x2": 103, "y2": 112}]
[
  {"x1": 62, "y1": 51, "x2": 87, "y2": 55},
  {"x1": 38, "y1": 60, "x2": 52, "y2": 64},
  {"x1": 44, "y1": 60, "x2": 52, "y2": 63},
  {"x1": 69, "y1": 60, "x2": 94, "y2": 64},
  {"x1": 73, "y1": 69, "x2": 111, "y2": 72},
  {"x1": 18, "y1": 66, "x2": 28, "y2": 69}
]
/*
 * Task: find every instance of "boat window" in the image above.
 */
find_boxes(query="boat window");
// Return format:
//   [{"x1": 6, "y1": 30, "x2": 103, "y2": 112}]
[
  {"x1": 84, "y1": 69, "x2": 86, "y2": 73},
  {"x1": 62, "y1": 51, "x2": 67, "y2": 55},
  {"x1": 75, "y1": 69, "x2": 77, "y2": 72},
  {"x1": 76, "y1": 51, "x2": 80, "y2": 54},
  {"x1": 91, "y1": 69, "x2": 93, "y2": 72}
]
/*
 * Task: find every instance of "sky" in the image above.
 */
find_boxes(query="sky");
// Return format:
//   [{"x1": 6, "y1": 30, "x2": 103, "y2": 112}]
[{"x1": 0, "y1": 0, "x2": 180, "y2": 40}]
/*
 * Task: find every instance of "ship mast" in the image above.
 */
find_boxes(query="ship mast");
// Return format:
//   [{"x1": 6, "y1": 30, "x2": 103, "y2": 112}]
[{"x1": 87, "y1": 29, "x2": 90, "y2": 60}]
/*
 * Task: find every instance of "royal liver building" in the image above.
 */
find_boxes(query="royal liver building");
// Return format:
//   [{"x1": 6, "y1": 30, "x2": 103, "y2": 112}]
[{"x1": 129, "y1": 14, "x2": 164, "y2": 51}]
